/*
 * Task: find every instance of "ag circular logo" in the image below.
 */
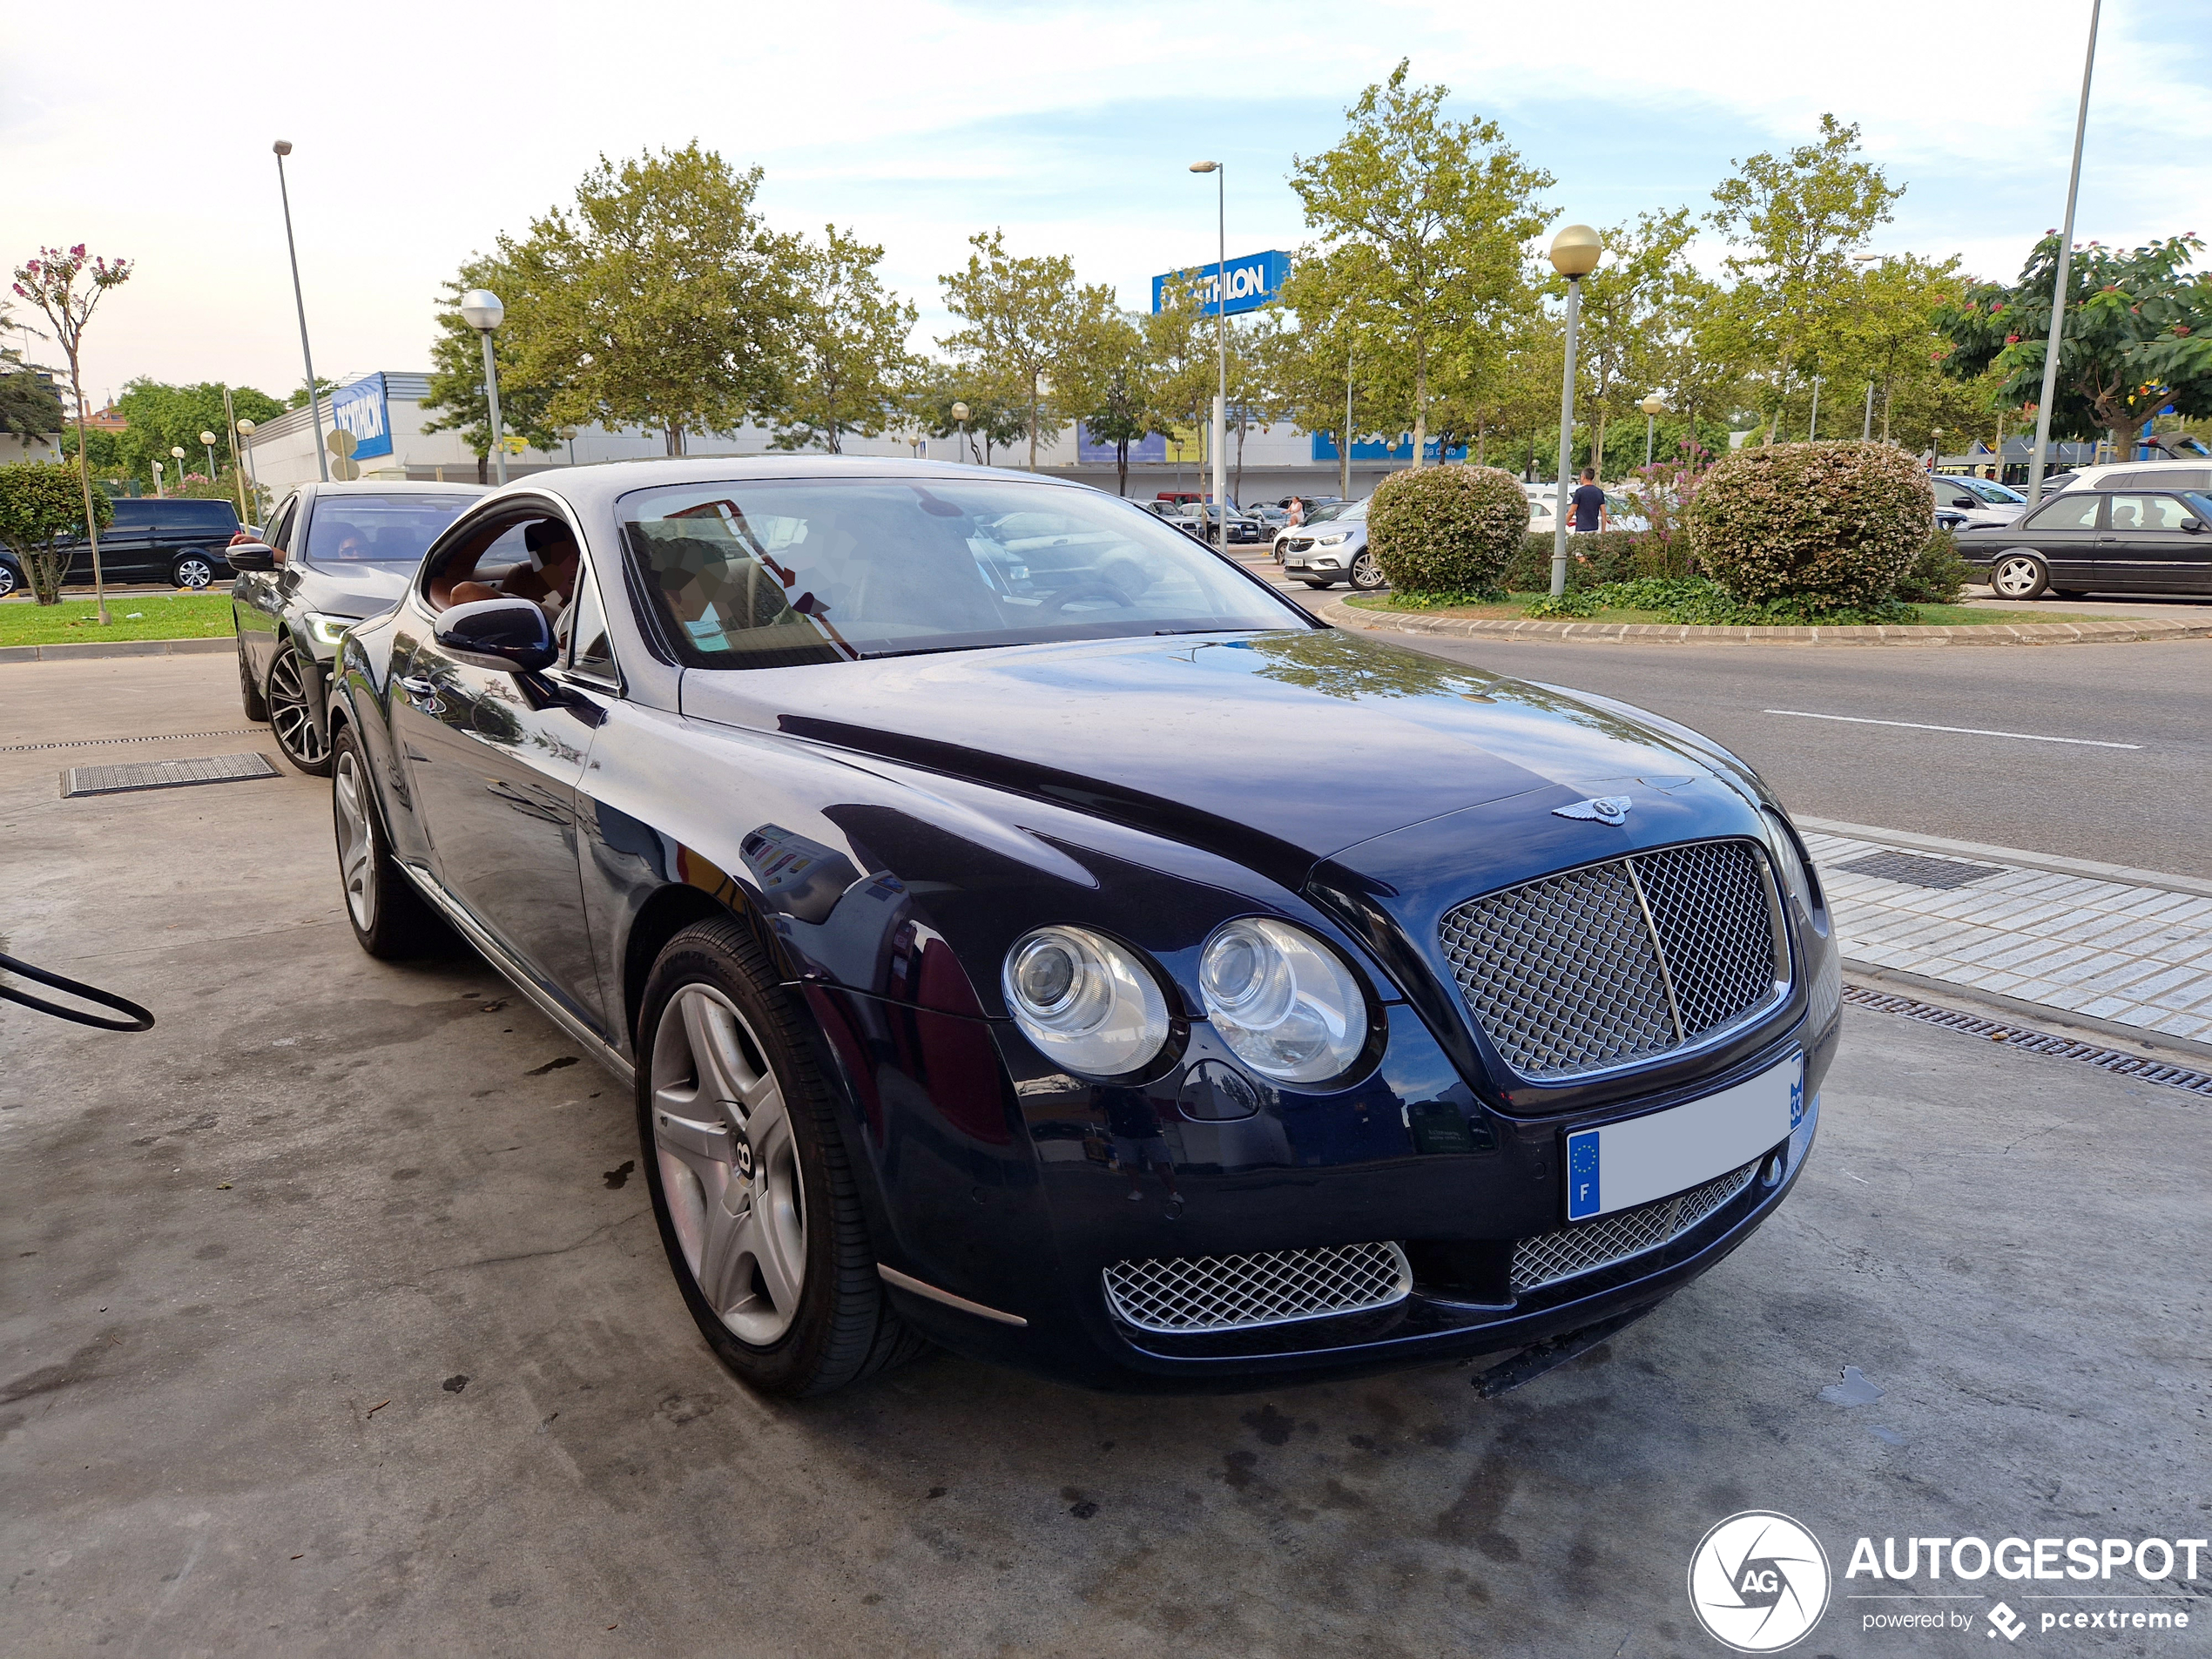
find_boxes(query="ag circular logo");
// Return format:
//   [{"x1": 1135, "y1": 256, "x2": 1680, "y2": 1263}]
[{"x1": 1687, "y1": 1511, "x2": 1831, "y2": 1652}]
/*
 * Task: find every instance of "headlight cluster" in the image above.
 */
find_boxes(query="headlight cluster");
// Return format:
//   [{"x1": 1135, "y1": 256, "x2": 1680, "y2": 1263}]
[
  {"x1": 1001, "y1": 918, "x2": 1371, "y2": 1087},
  {"x1": 1315, "y1": 531, "x2": 1350, "y2": 546},
  {"x1": 1762, "y1": 809, "x2": 1820, "y2": 919},
  {"x1": 305, "y1": 611, "x2": 353, "y2": 649}
]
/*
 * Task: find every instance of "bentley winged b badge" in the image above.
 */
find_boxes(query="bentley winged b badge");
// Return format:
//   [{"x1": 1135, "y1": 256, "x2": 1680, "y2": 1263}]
[{"x1": 1553, "y1": 794, "x2": 1633, "y2": 826}]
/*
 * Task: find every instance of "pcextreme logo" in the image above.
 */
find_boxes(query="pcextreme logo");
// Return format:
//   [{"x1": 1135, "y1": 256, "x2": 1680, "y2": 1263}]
[{"x1": 1688, "y1": 1512, "x2": 1833, "y2": 1652}]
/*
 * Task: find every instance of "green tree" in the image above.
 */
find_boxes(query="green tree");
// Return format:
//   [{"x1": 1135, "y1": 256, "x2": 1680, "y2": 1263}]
[
  {"x1": 906, "y1": 363, "x2": 1025, "y2": 466},
  {"x1": 507, "y1": 142, "x2": 805, "y2": 455},
  {"x1": 939, "y1": 229, "x2": 1118, "y2": 469},
  {"x1": 1065, "y1": 312, "x2": 1155, "y2": 496},
  {"x1": 1708, "y1": 115, "x2": 1902, "y2": 444},
  {"x1": 105, "y1": 379, "x2": 282, "y2": 492},
  {"x1": 772, "y1": 226, "x2": 918, "y2": 454},
  {"x1": 1569, "y1": 209, "x2": 1703, "y2": 476},
  {"x1": 285, "y1": 376, "x2": 337, "y2": 411},
  {"x1": 421, "y1": 254, "x2": 563, "y2": 482},
  {"x1": 0, "y1": 459, "x2": 112, "y2": 604},
  {"x1": 1937, "y1": 233, "x2": 2212, "y2": 448},
  {"x1": 0, "y1": 305, "x2": 65, "y2": 446},
  {"x1": 1287, "y1": 60, "x2": 1553, "y2": 466},
  {"x1": 11, "y1": 245, "x2": 132, "y2": 622}
]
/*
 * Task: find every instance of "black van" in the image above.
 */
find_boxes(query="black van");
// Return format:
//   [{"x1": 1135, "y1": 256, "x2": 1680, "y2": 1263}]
[{"x1": 16, "y1": 498, "x2": 243, "y2": 593}]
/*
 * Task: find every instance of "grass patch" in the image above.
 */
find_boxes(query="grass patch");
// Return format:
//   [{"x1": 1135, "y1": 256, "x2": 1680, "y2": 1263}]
[
  {"x1": 1343, "y1": 590, "x2": 2108, "y2": 627},
  {"x1": 0, "y1": 591, "x2": 235, "y2": 646}
]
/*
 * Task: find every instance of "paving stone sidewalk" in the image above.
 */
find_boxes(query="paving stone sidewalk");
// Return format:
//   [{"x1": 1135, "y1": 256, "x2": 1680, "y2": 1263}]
[{"x1": 1804, "y1": 828, "x2": 2212, "y2": 1046}]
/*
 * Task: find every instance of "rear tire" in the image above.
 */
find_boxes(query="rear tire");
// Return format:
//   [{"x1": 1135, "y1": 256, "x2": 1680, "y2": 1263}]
[
  {"x1": 172, "y1": 553, "x2": 216, "y2": 590},
  {"x1": 331, "y1": 725, "x2": 450, "y2": 960},
  {"x1": 638, "y1": 919, "x2": 928, "y2": 1398}
]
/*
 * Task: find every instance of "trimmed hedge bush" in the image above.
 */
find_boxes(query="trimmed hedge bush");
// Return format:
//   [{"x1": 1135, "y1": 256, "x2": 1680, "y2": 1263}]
[
  {"x1": 1687, "y1": 440, "x2": 1930, "y2": 610},
  {"x1": 1504, "y1": 529, "x2": 1664, "y2": 593},
  {"x1": 1366, "y1": 463, "x2": 1527, "y2": 598}
]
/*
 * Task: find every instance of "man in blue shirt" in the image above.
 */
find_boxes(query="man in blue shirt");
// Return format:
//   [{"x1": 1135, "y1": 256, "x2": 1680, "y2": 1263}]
[{"x1": 1571, "y1": 469, "x2": 1609, "y2": 533}]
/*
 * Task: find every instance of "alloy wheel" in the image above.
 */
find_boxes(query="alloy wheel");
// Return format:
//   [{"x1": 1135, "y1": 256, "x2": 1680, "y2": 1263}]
[
  {"x1": 1992, "y1": 556, "x2": 2047, "y2": 600},
  {"x1": 173, "y1": 556, "x2": 215, "y2": 590},
  {"x1": 333, "y1": 748, "x2": 377, "y2": 933},
  {"x1": 0, "y1": 563, "x2": 17, "y2": 598},
  {"x1": 1351, "y1": 550, "x2": 1386, "y2": 590},
  {"x1": 267, "y1": 646, "x2": 330, "y2": 768},
  {"x1": 649, "y1": 985, "x2": 809, "y2": 1346}
]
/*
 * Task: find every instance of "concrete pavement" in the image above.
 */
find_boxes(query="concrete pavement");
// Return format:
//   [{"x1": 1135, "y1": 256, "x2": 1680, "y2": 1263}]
[{"x1": 4, "y1": 654, "x2": 2209, "y2": 1657}]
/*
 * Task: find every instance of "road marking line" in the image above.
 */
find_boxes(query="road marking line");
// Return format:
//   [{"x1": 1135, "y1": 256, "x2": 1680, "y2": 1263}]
[{"x1": 1762, "y1": 709, "x2": 2141, "y2": 749}]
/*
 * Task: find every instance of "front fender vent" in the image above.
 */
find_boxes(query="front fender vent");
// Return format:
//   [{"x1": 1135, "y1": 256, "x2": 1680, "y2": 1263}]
[{"x1": 1103, "y1": 1241, "x2": 1413, "y2": 1334}]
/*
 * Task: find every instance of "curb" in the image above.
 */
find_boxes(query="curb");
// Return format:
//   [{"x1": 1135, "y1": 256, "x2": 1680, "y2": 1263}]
[
  {"x1": 1318, "y1": 598, "x2": 2212, "y2": 647},
  {"x1": 0, "y1": 637, "x2": 233, "y2": 664}
]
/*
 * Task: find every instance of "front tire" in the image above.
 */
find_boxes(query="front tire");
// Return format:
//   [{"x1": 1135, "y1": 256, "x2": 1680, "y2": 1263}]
[
  {"x1": 1990, "y1": 554, "x2": 2049, "y2": 600},
  {"x1": 331, "y1": 725, "x2": 449, "y2": 960},
  {"x1": 236, "y1": 626, "x2": 269, "y2": 722},
  {"x1": 172, "y1": 553, "x2": 216, "y2": 590},
  {"x1": 1350, "y1": 550, "x2": 1386, "y2": 590},
  {"x1": 638, "y1": 920, "x2": 926, "y2": 1398},
  {"x1": 267, "y1": 642, "x2": 333, "y2": 775}
]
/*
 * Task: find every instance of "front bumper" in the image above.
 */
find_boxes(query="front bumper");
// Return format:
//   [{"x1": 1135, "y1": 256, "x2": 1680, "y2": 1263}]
[{"x1": 808, "y1": 971, "x2": 1839, "y2": 1393}]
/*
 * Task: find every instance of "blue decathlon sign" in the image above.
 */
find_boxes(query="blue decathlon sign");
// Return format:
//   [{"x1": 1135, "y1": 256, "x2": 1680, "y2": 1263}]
[
  {"x1": 1151, "y1": 249, "x2": 1291, "y2": 318},
  {"x1": 1076, "y1": 422, "x2": 1167, "y2": 464},
  {"x1": 1311, "y1": 431, "x2": 1468, "y2": 463},
  {"x1": 330, "y1": 373, "x2": 394, "y2": 462}
]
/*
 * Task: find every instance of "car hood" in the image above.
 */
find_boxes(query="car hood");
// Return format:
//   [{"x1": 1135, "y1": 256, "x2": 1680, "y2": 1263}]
[
  {"x1": 678, "y1": 630, "x2": 1743, "y2": 885},
  {"x1": 307, "y1": 560, "x2": 414, "y2": 617}
]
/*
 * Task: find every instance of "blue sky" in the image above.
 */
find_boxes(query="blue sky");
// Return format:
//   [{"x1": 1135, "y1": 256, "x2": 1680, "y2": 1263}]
[{"x1": 4, "y1": 0, "x2": 2207, "y2": 401}]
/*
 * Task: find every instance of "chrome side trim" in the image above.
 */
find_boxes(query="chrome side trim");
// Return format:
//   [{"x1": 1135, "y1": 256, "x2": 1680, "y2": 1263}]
[
  {"x1": 876, "y1": 1264, "x2": 1028, "y2": 1327},
  {"x1": 396, "y1": 860, "x2": 634, "y2": 1088}
]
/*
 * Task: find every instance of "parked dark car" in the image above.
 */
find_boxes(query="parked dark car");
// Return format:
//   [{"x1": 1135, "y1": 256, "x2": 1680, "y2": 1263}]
[
  {"x1": 1957, "y1": 487, "x2": 2212, "y2": 598},
  {"x1": 230, "y1": 482, "x2": 485, "y2": 773},
  {"x1": 12, "y1": 497, "x2": 242, "y2": 594},
  {"x1": 327, "y1": 458, "x2": 1838, "y2": 1399}
]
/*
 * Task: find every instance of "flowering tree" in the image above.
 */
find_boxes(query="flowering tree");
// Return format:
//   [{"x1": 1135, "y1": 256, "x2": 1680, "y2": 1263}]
[
  {"x1": 10, "y1": 246, "x2": 132, "y2": 623},
  {"x1": 1937, "y1": 233, "x2": 2210, "y2": 449}
]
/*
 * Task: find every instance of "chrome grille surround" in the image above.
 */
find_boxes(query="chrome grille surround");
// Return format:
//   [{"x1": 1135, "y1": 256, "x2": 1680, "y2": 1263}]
[
  {"x1": 1511, "y1": 1159, "x2": 1761, "y2": 1294},
  {"x1": 1438, "y1": 839, "x2": 1789, "y2": 1082},
  {"x1": 1103, "y1": 1241, "x2": 1413, "y2": 1335}
]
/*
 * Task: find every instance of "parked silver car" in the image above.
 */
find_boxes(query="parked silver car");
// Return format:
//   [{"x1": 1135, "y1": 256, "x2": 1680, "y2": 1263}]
[{"x1": 1279, "y1": 498, "x2": 1382, "y2": 590}]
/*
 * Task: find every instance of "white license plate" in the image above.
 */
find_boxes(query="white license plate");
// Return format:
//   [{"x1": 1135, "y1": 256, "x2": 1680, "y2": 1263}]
[{"x1": 1565, "y1": 1055, "x2": 1804, "y2": 1221}]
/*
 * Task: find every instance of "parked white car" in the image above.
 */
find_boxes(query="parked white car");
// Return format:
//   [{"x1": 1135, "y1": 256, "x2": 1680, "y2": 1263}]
[
  {"x1": 1930, "y1": 475, "x2": 2030, "y2": 528},
  {"x1": 2046, "y1": 458, "x2": 2212, "y2": 496}
]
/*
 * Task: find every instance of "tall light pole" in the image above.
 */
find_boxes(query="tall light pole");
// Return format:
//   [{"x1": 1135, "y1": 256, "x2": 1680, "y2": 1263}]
[
  {"x1": 223, "y1": 390, "x2": 250, "y2": 522},
  {"x1": 1862, "y1": 381, "x2": 1876, "y2": 440},
  {"x1": 2027, "y1": 0, "x2": 2101, "y2": 506},
  {"x1": 199, "y1": 428, "x2": 219, "y2": 481},
  {"x1": 1342, "y1": 335, "x2": 1355, "y2": 503},
  {"x1": 1639, "y1": 392, "x2": 1668, "y2": 469},
  {"x1": 272, "y1": 140, "x2": 329, "y2": 482},
  {"x1": 235, "y1": 417, "x2": 260, "y2": 512},
  {"x1": 459, "y1": 289, "x2": 509, "y2": 485},
  {"x1": 1190, "y1": 160, "x2": 1228, "y2": 545},
  {"x1": 1807, "y1": 376, "x2": 1822, "y2": 441},
  {"x1": 1548, "y1": 224, "x2": 1602, "y2": 598},
  {"x1": 171, "y1": 444, "x2": 188, "y2": 487},
  {"x1": 951, "y1": 401, "x2": 971, "y2": 465}
]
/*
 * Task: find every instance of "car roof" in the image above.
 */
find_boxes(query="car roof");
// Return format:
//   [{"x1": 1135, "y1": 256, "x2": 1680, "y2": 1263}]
[
  {"x1": 463, "y1": 455, "x2": 1101, "y2": 520},
  {"x1": 2054, "y1": 459, "x2": 2209, "y2": 488},
  {"x1": 300, "y1": 480, "x2": 489, "y2": 496}
]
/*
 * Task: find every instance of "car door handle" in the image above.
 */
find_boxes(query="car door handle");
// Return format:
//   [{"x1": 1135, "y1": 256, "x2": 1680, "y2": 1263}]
[{"x1": 396, "y1": 675, "x2": 445, "y2": 713}]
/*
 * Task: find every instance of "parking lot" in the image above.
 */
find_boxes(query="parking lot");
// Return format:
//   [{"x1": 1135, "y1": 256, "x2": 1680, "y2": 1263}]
[{"x1": 3, "y1": 651, "x2": 2206, "y2": 1656}]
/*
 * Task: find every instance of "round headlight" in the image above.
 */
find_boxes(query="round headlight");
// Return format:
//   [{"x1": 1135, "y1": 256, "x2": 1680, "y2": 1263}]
[
  {"x1": 1002, "y1": 927, "x2": 1170, "y2": 1077},
  {"x1": 1198, "y1": 918, "x2": 1369, "y2": 1085}
]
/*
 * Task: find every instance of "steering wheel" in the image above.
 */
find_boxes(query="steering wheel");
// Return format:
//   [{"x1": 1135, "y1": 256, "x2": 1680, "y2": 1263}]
[{"x1": 1043, "y1": 584, "x2": 1136, "y2": 612}]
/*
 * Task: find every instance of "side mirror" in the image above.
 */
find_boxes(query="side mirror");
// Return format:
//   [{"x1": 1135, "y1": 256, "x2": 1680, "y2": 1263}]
[
  {"x1": 2182, "y1": 518, "x2": 2206, "y2": 534},
  {"x1": 433, "y1": 596, "x2": 556, "y2": 672},
  {"x1": 226, "y1": 542, "x2": 277, "y2": 571}
]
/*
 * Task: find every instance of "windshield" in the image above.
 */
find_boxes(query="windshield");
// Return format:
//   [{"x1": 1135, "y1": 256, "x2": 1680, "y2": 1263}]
[
  {"x1": 307, "y1": 494, "x2": 476, "y2": 564},
  {"x1": 621, "y1": 478, "x2": 1311, "y2": 668}
]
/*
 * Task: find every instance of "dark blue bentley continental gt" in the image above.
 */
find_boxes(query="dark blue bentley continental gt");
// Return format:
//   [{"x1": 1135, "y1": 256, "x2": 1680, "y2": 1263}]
[{"x1": 327, "y1": 458, "x2": 1840, "y2": 1397}]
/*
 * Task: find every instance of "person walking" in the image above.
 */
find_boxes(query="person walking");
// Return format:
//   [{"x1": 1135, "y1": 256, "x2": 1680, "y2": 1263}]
[{"x1": 1570, "y1": 469, "x2": 1609, "y2": 534}]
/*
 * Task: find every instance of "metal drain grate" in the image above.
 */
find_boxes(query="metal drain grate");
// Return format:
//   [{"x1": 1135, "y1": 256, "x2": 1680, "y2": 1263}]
[
  {"x1": 1512, "y1": 1160, "x2": 1761, "y2": 1294},
  {"x1": 60, "y1": 752, "x2": 280, "y2": 798},
  {"x1": 1836, "y1": 850, "x2": 2003, "y2": 890},
  {"x1": 3, "y1": 726, "x2": 266, "y2": 755},
  {"x1": 1842, "y1": 985, "x2": 2212, "y2": 1099}
]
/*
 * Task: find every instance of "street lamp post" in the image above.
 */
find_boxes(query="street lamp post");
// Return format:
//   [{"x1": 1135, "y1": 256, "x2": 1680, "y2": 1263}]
[
  {"x1": 171, "y1": 444, "x2": 188, "y2": 488},
  {"x1": 951, "y1": 401, "x2": 970, "y2": 464},
  {"x1": 1547, "y1": 224, "x2": 1602, "y2": 598},
  {"x1": 152, "y1": 460, "x2": 165, "y2": 498},
  {"x1": 1807, "y1": 377, "x2": 1822, "y2": 441},
  {"x1": 1639, "y1": 392, "x2": 1668, "y2": 469},
  {"x1": 2027, "y1": 0, "x2": 2102, "y2": 505},
  {"x1": 1190, "y1": 160, "x2": 1228, "y2": 545},
  {"x1": 458, "y1": 289, "x2": 509, "y2": 486},
  {"x1": 1862, "y1": 381, "x2": 1876, "y2": 441},
  {"x1": 200, "y1": 428, "x2": 219, "y2": 481},
  {"x1": 235, "y1": 418, "x2": 260, "y2": 509},
  {"x1": 271, "y1": 140, "x2": 330, "y2": 483}
]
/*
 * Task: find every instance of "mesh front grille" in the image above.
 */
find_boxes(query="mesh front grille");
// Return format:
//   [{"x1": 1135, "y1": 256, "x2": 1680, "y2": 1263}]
[
  {"x1": 1103, "y1": 1241, "x2": 1413, "y2": 1334},
  {"x1": 1511, "y1": 1160, "x2": 1761, "y2": 1294},
  {"x1": 1438, "y1": 840, "x2": 1784, "y2": 1082}
]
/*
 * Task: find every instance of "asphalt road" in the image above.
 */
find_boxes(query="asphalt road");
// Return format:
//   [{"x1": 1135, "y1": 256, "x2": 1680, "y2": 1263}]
[
  {"x1": 1242, "y1": 561, "x2": 2212, "y2": 880},
  {"x1": 3, "y1": 654, "x2": 2208, "y2": 1657}
]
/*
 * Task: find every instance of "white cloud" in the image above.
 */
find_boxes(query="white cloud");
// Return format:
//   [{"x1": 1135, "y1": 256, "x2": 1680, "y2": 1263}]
[{"x1": 2, "y1": 0, "x2": 2202, "y2": 400}]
